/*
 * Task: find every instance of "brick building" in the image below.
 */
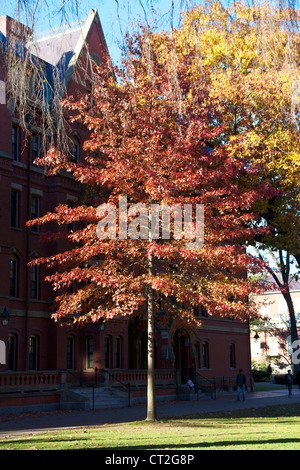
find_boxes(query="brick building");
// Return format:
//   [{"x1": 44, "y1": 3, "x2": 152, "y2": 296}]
[{"x1": 0, "y1": 9, "x2": 252, "y2": 411}]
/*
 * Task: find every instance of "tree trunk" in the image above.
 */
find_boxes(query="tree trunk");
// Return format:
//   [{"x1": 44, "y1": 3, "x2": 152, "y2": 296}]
[
  {"x1": 146, "y1": 283, "x2": 158, "y2": 421},
  {"x1": 146, "y1": 208, "x2": 157, "y2": 422},
  {"x1": 283, "y1": 291, "x2": 300, "y2": 373}
]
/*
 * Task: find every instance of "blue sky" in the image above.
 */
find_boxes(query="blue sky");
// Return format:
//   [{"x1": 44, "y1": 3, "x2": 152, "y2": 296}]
[{"x1": 0, "y1": 0, "x2": 198, "y2": 64}]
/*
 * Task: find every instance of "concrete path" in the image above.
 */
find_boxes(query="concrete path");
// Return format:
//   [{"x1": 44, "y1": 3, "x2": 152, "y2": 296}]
[{"x1": 0, "y1": 386, "x2": 299, "y2": 437}]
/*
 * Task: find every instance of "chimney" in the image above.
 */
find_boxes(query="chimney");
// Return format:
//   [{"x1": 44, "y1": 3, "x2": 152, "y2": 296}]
[{"x1": 0, "y1": 15, "x2": 32, "y2": 44}]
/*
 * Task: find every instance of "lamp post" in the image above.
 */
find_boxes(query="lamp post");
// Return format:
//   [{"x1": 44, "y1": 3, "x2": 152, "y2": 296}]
[{"x1": 1, "y1": 307, "x2": 9, "y2": 326}]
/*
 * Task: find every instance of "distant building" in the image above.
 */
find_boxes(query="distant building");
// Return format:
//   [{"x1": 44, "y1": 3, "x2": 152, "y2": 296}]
[{"x1": 251, "y1": 279, "x2": 300, "y2": 374}]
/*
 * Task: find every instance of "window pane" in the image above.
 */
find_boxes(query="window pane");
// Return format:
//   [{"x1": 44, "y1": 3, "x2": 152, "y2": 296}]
[
  {"x1": 9, "y1": 258, "x2": 18, "y2": 297},
  {"x1": 116, "y1": 337, "x2": 122, "y2": 369},
  {"x1": 67, "y1": 337, "x2": 74, "y2": 369},
  {"x1": 230, "y1": 343, "x2": 236, "y2": 368},
  {"x1": 12, "y1": 126, "x2": 19, "y2": 161},
  {"x1": 30, "y1": 265, "x2": 38, "y2": 299},
  {"x1": 87, "y1": 338, "x2": 93, "y2": 369},
  {"x1": 29, "y1": 336, "x2": 38, "y2": 370},
  {"x1": 31, "y1": 196, "x2": 40, "y2": 232},
  {"x1": 71, "y1": 143, "x2": 79, "y2": 163},
  {"x1": 8, "y1": 335, "x2": 17, "y2": 371},
  {"x1": 32, "y1": 135, "x2": 39, "y2": 163},
  {"x1": 202, "y1": 342, "x2": 209, "y2": 368}
]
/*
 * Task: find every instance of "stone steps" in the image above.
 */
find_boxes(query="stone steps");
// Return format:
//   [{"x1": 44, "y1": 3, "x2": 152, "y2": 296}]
[{"x1": 70, "y1": 387, "x2": 128, "y2": 409}]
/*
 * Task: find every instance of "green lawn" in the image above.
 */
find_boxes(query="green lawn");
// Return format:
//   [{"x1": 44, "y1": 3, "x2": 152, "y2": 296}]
[{"x1": 0, "y1": 404, "x2": 300, "y2": 450}]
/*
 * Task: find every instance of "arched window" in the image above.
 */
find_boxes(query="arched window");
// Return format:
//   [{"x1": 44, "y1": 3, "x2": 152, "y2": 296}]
[
  {"x1": 195, "y1": 341, "x2": 201, "y2": 369},
  {"x1": 70, "y1": 137, "x2": 80, "y2": 163}
]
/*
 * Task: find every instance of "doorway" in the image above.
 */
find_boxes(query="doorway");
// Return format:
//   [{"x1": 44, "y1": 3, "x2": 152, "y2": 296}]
[{"x1": 173, "y1": 330, "x2": 189, "y2": 383}]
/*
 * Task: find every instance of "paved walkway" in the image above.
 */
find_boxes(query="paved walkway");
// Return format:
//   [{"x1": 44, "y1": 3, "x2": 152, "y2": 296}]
[{"x1": 0, "y1": 386, "x2": 300, "y2": 437}]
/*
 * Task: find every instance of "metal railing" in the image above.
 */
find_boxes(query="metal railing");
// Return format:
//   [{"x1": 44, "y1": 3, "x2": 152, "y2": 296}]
[
  {"x1": 95, "y1": 368, "x2": 131, "y2": 407},
  {"x1": 195, "y1": 372, "x2": 217, "y2": 400}
]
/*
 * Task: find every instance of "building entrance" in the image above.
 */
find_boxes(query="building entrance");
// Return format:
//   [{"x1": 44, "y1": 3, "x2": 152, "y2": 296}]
[{"x1": 173, "y1": 330, "x2": 189, "y2": 384}]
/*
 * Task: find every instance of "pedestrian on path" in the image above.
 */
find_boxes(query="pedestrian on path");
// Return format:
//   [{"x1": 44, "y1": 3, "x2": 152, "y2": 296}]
[
  {"x1": 236, "y1": 369, "x2": 246, "y2": 401},
  {"x1": 286, "y1": 370, "x2": 294, "y2": 396},
  {"x1": 267, "y1": 364, "x2": 272, "y2": 381}
]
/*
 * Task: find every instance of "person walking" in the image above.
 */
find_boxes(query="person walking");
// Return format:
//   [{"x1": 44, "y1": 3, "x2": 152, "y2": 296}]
[
  {"x1": 267, "y1": 364, "x2": 272, "y2": 381},
  {"x1": 236, "y1": 369, "x2": 246, "y2": 401},
  {"x1": 286, "y1": 370, "x2": 294, "y2": 396}
]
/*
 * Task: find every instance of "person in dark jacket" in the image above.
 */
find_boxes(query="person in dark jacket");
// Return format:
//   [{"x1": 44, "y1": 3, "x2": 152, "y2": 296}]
[
  {"x1": 286, "y1": 370, "x2": 294, "y2": 396},
  {"x1": 236, "y1": 369, "x2": 246, "y2": 401}
]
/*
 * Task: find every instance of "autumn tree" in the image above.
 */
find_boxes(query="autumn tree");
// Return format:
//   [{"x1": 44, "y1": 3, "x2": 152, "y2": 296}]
[
  {"x1": 28, "y1": 19, "x2": 273, "y2": 421},
  {"x1": 173, "y1": 0, "x2": 300, "y2": 363}
]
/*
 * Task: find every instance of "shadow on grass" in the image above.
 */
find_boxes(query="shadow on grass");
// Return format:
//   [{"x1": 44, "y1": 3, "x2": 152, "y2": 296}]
[
  {"x1": 164, "y1": 404, "x2": 300, "y2": 423},
  {"x1": 2, "y1": 436, "x2": 300, "y2": 451}
]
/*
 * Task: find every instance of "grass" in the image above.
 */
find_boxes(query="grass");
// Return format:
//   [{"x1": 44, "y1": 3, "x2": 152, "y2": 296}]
[{"x1": 0, "y1": 404, "x2": 299, "y2": 451}]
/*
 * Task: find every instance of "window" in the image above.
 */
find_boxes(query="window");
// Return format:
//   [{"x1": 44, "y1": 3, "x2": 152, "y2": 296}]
[
  {"x1": 92, "y1": 51, "x2": 100, "y2": 65},
  {"x1": 70, "y1": 138, "x2": 79, "y2": 163},
  {"x1": 202, "y1": 342, "x2": 209, "y2": 368},
  {"x1": 86, "y1": 337, "x2": 93, "y2": 369},
  {"x1": 29, "y1": 335, "x2": 39, "y2": 370},
  {"x1": 116, "y1": 337, "x2": 122, "y2": 369},
  {"x1": 8, "y1": 334, "x2": 17, "y2": 371},
  {"x1": 11, "y1": 190, "x2": 20, "y2": 228},
  {"x1": 67, "y1": 336, "x2": 74, "y2": 369},
  {"x1": 269, "y1": 336, "x2": 279, "y2": 356},
  {"x1": 31, "y1": 195, "x2": 40, "y2": 232},
  {"x1": 105, "y1": 336, "x2": 112, "y2": 368},
  {"x1": 30, "y1": 264, "x2": 39, "y2": 299},
  {"x1": 229, "y1": 343, "x2": 236, "y2": 368},
  {"x1": 200, "y1": 305, "x2": 208, "y2": 317},
  {"x1": 286, "y1": 336, "x2": 292, "y2": 355},
  {"x1": 32, "y1": 134, "x2": 39, "y2": 163},
  {"x1": 195, "y1": 341, "x2": 201, "y2": 369},
  {"x1": 9, "y1": 256, "x2": 18, "y2": 297},
  {"x1": 12, "y1": 126, "x2": 19, "y2": 161}
]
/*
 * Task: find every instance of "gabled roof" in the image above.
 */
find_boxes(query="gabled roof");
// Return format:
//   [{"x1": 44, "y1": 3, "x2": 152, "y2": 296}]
[
  {"x1": 0, "y1": 9, "x2": 108, "y2": 100},
  {"x1": 28, "y1": 9, "x2": 107, "y2": 91}
]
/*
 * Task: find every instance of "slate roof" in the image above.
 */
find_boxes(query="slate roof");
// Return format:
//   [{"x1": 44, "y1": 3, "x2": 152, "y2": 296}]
[{"x1": 0, "y1": 9, "x2": 102, "y2": 99}]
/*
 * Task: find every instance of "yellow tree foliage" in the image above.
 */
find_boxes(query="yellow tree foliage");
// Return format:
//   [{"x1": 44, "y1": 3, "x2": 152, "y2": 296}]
[{"x1": 161, "y1": 0, "x2": 300, "y2": 259}]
